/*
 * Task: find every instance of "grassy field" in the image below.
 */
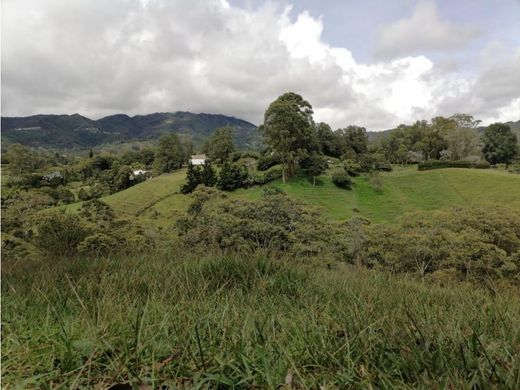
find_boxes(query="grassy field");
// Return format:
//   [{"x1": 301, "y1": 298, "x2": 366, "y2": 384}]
[
  {"x1": 233, "y1": 166, "x2": 520, "y2": 221},
  {"x1": 62, "y1": 166, "x2": 520, "y2": 224},
  {"x1": 2, "y1": 253, "x2": 519, "y2": 388}
]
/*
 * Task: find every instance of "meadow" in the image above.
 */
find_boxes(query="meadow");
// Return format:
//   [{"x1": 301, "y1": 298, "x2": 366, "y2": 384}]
[
  {"x1": 68, "y1": 166, "x2": 520, "y2": 224},
  {"x1": 3, "y1": 253, "x2": 519, "y2": 388}
]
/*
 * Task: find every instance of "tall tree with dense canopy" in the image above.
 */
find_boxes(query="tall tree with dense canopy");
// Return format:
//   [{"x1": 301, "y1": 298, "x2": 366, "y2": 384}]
[
  {"x1": 153, "y1": 133, "x2": 185, "y2": 174},
  {"x1": 204, "y1": 126, "x2": 237, "y2": 164},
  {"x1": 260, "y1": 92, "x2": 315, "y2": 182},
  {"x1": 482, "y1": 123, "x2": 519, "y2": 167}
]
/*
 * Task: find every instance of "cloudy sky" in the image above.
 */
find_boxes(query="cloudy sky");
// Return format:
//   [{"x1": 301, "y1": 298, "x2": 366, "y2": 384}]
[{"x1": 1, "y1": 0, "x2": 519, "y2": 130}]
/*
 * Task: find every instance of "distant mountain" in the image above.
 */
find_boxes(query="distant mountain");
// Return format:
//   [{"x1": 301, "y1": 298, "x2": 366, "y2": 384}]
[{"x1": 1, "y1": 111, "x2": 260, "y2": 150}]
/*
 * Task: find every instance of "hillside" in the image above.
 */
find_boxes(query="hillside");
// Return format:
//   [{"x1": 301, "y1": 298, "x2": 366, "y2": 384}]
[
  {"x1": 64, "y1": 166, "x2": 520, "y2": 225},
  {"x1": 1, "y1": 111, "x2": 260, "y2": 150}
]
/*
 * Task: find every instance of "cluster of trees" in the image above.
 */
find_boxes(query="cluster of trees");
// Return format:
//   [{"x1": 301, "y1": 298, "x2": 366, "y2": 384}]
[
  {"x1": 177, "y1": 187, "x2": 520, "y2": 286},
  {"x1": 371, "y1": 115, "x2": 518, "y2": 167},
  {"x1": 31, "y1": 200, "x2": 152, "y2": 258}
]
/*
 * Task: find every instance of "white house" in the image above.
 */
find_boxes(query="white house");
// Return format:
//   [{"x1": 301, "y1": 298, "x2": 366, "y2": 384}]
[
  {"x1": 129, "y1": 169, "x2": 150, "y2": 180},
  {"x1": 190, "y1": 154, "x2": 207, "y2": 165}
]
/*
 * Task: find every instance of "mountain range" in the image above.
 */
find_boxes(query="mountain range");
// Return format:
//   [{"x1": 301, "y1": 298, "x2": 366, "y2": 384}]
[{"x1": 1, "y1": 112, "x2": 260, "y2": 150}]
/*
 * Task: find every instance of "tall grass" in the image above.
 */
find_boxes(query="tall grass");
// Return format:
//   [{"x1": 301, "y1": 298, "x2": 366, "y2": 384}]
[{"x1": 2, "y1": 253, "x2": 520, "y2": 388}]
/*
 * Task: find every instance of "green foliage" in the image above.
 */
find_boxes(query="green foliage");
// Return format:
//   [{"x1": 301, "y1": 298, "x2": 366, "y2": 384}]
[
  {"x1": 300, "y1": 152, "x2": 327, "y2": 185},
  {"x1": 250, "y1": 165, "x2": 283, "y2": 185},
  {"x1": 4, "y1": 144, "x2": 47, "y2": 175},
  {"x1": 337, "y1": 125, "x2": 369, "y2": 156},
  {"x1": 181, "y1": 163, "x2": 202, "y2": 194},
  {"x1": 153, "y1": 133, "x2": 185, "y2": 174},
  {"x1": 418, "y1": 160, "x2": 478, "y2": 170},
  {"x1": 204, "y1": 126, "x2": 237, "y2": 163},
  {"x1": 358, "y1": 207, "x2": 520, "y2": 283},
  {"x1": 201, "y1": 161, "x2": 217, "y2": 187},
  {"x1": 261, "y1": 92, "x2": 316, "y2": 181},
  {"x1": 332, "y1": 170, "x2": 353, "y2": 189},
  {"x1": 32, "y1": 211, "x2": 90, "y2": 257},
  {"x1": 368, "y1": 172, "x2": 383, "y2": 193},
  {"x1": 482, "y1": 123, "x2": 519, "y2": 166},
  {"x1": 217, "y1": 162, "x2": 249, "y2": 191},
  {"x1": 343, "y1": 160, "x2": 362, "y2": 176},
  {"x1": 256, "y1": 152, "x2": 280, "y2": 171},
  {"x1": 178, "y1": 188, "x2": 348, "y2": 257}
]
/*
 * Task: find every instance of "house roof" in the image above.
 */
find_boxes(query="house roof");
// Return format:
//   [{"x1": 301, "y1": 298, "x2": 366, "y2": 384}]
[{"x1": 190, "y1": 154, "x2": 207, "y2": 159}]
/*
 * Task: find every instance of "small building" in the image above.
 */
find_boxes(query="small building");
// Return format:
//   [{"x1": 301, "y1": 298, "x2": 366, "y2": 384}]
[
  {"x1": 129, "y1": 169, "x2": 150, "y2": 180},
  {"x1": 190, "y1": 154, "x2": 207, "y2": 166}
]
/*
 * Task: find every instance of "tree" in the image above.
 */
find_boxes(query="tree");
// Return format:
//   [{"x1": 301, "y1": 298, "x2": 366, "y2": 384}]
[
  {"x1": 153, "y1": 133, "x2": 185, "y2": 174},
  {"x1": 432, "y1": 115, "x2": 478, "y2": 160},
  {"x1": 340, "y1": 126, "x2": 369, "y2": 156},
  {"x1": 300, "y1": 152, "x2": 328, "y2": 185},
  {"x1": 181, "y1": 162, "x2": 203, "y2": 194},
  {"x1": 205, "y1": 126, "x2": 237, "y2": 164},
  {"x1": 201, "y1": 161, "x2": 217, "y2": 187},
  {"x1": 316, "y1": 122, "x2": 342, "y2": 157},
  {"x1": 260, "y1": 92, "x2": 315, "y2": 182},
  {"x1": 482, "y1": 123, "x2": 519, "y2": 167},
  {"x1": 5, "y1": 144, "x2": 46, "y2": 175},
  {"x1": 217, "y1": 162, "x2": 248, "y2": 191}
]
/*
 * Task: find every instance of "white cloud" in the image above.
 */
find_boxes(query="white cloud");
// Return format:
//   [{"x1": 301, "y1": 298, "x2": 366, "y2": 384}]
[
  {"x1": 1, "y1": 0, "x2": 518, "y2": 131},
  {"x1": 375, "y1": 1, "x2": 479, "y2": 59}
]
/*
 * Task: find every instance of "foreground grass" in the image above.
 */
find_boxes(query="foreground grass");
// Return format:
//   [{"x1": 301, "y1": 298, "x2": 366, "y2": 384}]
[{"x1": 2, "y1": 254, "x2": 520, "y2": 388}]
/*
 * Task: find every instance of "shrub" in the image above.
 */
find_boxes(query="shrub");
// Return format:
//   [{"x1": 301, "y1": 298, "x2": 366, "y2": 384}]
[
  {"x1": 217, "y1": 162, "x2": 249, "y2": 191},
  {"x1": 376, "y1": 162, "x2": 393, "y2": 172},
  {"x1": 473, "y1": 161, "x2": 491, "y2": 169},
  {"x1": 256, "y1": 153, "x2": 280, "y2": 171},
  {"x1": 177, "y1": 189, "x2": 349, "y2": 257},
  {"x1": 368, "y1": 172, "x2": 383, "y2": 193},
  {"x1": 78, "y1": 188, "x2": 91, "y2": 201},
  {"x1": 77, "y1": 232, "x2": 121, "y2": 256},
  {"x1": 509, "y1": 162, "x2": 520, "y2": 174},
  {"x1": 418, "y1": 160, "x2": 472, "y2": 171},
  {"x1": 33, "y1": 211, "x2": 90, "y2": 257},
  {"x1": 356, "y1": 207, "x2": 520, "y2": 283},
  {"x1": 250, "y1": 165, "x2": 283, "y2": 185},
  {"x1": 332, "y1": 170, "x2": 353, "y2": 189},
  {"x1": 343, "y1": 160, "x2": 362, "y2": 176}
]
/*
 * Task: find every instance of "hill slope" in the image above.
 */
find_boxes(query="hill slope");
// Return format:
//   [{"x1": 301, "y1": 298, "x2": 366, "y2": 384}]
[
  {"x1": 65, "y1": 167, "x2": 520, "y2": 225},
  {"x1": 1, "y1": 111, "x2": 260, "y2": 150}
]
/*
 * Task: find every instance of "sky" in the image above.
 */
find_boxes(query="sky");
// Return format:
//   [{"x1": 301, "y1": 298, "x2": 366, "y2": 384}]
[{"x1": 1, "y1": 0, "x2": 520, "y2": 130}]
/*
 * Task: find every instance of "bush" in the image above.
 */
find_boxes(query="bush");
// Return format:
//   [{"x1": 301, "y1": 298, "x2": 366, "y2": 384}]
[
  {"x1": 217, "y1": 162, "x2": 249, "y2": 191},
  {"x1": 376, "y1": 162, "x2": 393, "y2": 172},
  {"x1": 33, "y1": 211, "x2": 90, "y2": 257},
  {"x1": 332, "y1": 170, "x2": 353, "y2": 189},
  {"x1": 250, "y1": 165, "x2": 283, "y2": 186},
  {"x1": 418, "y1": 160, "x2": 472, "y2": 171},
  {"x1": 256, "y1": 153, "x2": 280, "y2": 171},
  {"x1": 343, "y1": 160, "x2": 362, "y2": 176},
  {"x1": 177, "y1": 189, "x2": 349, "y2": 257},
  {"x1": 356, "y1": 207, "x2": 520, "y2": 283},
  {"x1": 473, "y1": 161, "x2": 491, "y2": 169}
]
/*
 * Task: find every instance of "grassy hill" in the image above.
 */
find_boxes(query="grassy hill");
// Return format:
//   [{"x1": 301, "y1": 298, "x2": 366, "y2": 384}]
[
  {"x1": 232, "y1": 166, "x2": 520, "y2": 222},
  {"x1": 67, "y1": 166, "x2": 520, "y2": 225}
]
